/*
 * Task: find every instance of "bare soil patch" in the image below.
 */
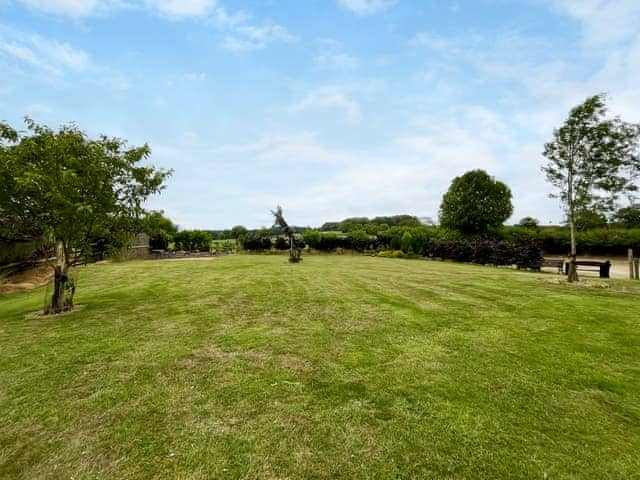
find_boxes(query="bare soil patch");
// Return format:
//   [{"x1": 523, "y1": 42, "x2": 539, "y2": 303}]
[{"x1": 0, "y1": 265, "x2": 52, "y2": 293}]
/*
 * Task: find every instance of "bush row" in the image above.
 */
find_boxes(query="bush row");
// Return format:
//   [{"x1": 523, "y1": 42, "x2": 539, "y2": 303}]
[
  {"x1": 424, "y1": 240, "x2": 543, "y2": 269},
  {"x1": 502, "y1": 227, "x2": 640, "y2": 255},
  {"x1": 298, "y1": 226, "x2": 640, "y2": 256}
]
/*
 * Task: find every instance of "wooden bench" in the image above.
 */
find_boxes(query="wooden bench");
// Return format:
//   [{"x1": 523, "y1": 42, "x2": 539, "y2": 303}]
[
  {"x1": 541, "y1": 258, "x2": 564, "y2": 274},
  {"x1": 564, "y1": 260, "x2": 611, "y2": 278}
]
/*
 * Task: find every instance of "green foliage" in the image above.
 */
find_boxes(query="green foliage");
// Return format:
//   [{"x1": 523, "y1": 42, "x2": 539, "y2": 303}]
[
  {"x1": 231, "y1": 225, "x2": 248, "y2": 240},
  {"x1": 174, "y1": 230, "x2": 212, "y2": 251},
  {"x1": 574, "y1": 208, "x2": 607, "y2": 231},
  {"x1": 1, "y1": 118, "x2": 170, "y2": 312},
  {"x1": 390, "y1": 235, "x2": 402, "y2": 251},
  {"x1": 349, "y1": 229, "x2": 370, "y2": 252},
  {"x1": 501, "y1": 225, "x2": 640, "y2": 255},
  {"x1": 0, "y1": 118, "x2": 170, "y2": 253},
  {"x1": 400, "y1": 231, "x2": 413, "y2": 253},
  {"x1": 542, "y1": 94, "x2": 640, "y2": 255},
  {"x1": 613, "y1": 204, "x2": 640, "y2": 228},
  {"x1": 274, "y1": 236, "x2": 289, "y2": 250},
  {"x1": 439, "y1": 170, "x2": 513, "y2": 237},
  {"x1": 518, "y1": 217, "x2": 539, "y2": 229},
  {"x1": 143, "y1": 211, "x2": 178, "y2": 250},
  {"x1": 303, "y1": 230, "x2": 322, "y2": 249}
]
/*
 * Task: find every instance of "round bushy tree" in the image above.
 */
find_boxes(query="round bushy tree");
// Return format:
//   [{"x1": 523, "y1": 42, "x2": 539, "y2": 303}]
[
  {"x1": 518, "y1": 216, "x2": 539, "y2": 229},
  {"x1": 439, "y1": 170, "x2": 513, "y2": 237}
]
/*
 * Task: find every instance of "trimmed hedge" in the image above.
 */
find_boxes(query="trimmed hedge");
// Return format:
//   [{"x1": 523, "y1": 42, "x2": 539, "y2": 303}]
[
  {"x1": 425, "y1": 240, "x2": 543, "y2": 269},
  {"x1": 501, "y1": 227, "x2": 640, "y2": 255}
]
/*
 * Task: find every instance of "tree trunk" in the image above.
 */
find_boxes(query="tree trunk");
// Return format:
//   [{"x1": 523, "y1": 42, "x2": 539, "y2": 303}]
[
  {"x1": 567, "y1": 173, "x2": 579, "y2": 282},
  {"x1": 47, "y1": 239, "x2": 69, "y2": 314}
]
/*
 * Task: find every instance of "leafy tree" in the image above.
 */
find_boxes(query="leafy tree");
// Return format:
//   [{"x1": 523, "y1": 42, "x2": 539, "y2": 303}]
[
  {"x1": 613, "y1": 204, "x2": 640, "y2": 228},
  {"x1": 271, "y1": 206, "x2": 301, "y2": 263},
  {"x1": 0, "y1": 119, "x2": 170, "y2": 313},
  {"x1": 400, "y1": 231, "x2": 414, "y2": 253},
  {"x1": 574, "y1": 208, "x2": 607, "y2": 231},
  {"x1": 542, "y1": 94, "x2": 640, "y2": 281},
  {"x1": 231, "y1": 225, "x2": 248, "y2": 248},
  {"x1": 174, "y1": 230, "x2": 212, "y2": 251},
  {"x1": 350, "y1": 229, "x2": 370, "y2": 252},
  {"x1": 303, "y1": 229, "x2": 321, "y2": 249},
  {"x1": 319, "y1": 222, "x2": 340, "y2": 232},
  {"x1": 439, "y1": 170, "x2": 513, "y2": 237},
  {"x1": 390, "y1": 235, "x2": 402, "y2": 251},
  {"x1": 518, "y1": 217, "x2": 539, "y2": 229},
  {"x1": 143, "y1": 211, "x2": 178, "y2": 250}
]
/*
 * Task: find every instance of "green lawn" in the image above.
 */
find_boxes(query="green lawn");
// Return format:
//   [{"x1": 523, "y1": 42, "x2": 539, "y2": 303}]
[{"x1": 1, "y1": 255, "x2": 639, "y2": 479}]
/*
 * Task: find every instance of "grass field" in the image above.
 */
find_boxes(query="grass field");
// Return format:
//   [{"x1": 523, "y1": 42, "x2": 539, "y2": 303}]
[{"x1": 1, "y1": 255, "x2": 639, "y2": 479}]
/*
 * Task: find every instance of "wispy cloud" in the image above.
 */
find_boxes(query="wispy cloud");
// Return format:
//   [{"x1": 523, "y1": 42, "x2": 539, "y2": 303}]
[
  {"x1": 552, "y1": 0, "x2": 640, "y2": 46},
  {"x1": 0, "y1": 28, "x2": 90, "y2": 75},
  {"x1": 292, "y1": 87, "x2": 361, "y2": 121},
  {"x1": 14, "y1": 0, "x2": 295, "y2": 53},
  {"x1": 222, "y1": 21, "x2": 296, "y2": 51},
  {"x1": 145, "y1": 0, "x2": 217, "y2": 19},
  {"x1": 16, "y1": 0, "x2": 121, "y2": 18},
  {"x1": 313, "y1": 38, "x2": 358, "y2": 70},
  {"x1": 338, "y1": 0, "x2": 397, "y2": 15}
]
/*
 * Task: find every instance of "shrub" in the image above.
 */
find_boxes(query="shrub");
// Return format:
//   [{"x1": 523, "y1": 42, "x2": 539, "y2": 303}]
[
  {"x1": 317, "y1": 233, "x2": 340, "y2": 251},
  {"x1": 400, "y1": 231, "x2": 413, "y2": 253},
  {"x1": 303, "y1": 230, "x2": 322, "y2": 249},
  {"x1": 274, "y1": 236, "x2": 289, "y2": 250},
  {"x1": 350, "y1": 229, "x2": 371, "y2": 252},
  {"x1": 424, "y1": 240, "x2": 542, "y2": 269},
  {"x1": 243, "y1": 234, "x2": 272, "y2": 251}
]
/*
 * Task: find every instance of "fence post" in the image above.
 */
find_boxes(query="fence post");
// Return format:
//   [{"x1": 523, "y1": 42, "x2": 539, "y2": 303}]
[
  {"x1": 635, "y1": 259, "x2": 639, "y2": 280},
  {"x1": 629, "y1": 249, "x2": 635, "y2": 280}
]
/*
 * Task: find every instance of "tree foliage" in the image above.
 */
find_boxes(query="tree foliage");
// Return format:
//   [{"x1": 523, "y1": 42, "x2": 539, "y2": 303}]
[
  {"x1": 0, "y1": 118, "x2": 171, "y2": 313},
  {"x1": 542, "y1": 94, "x2": 640, "y2": 280},
  {"x1": 613, "y1": 204, "x2": 640, "y2": 228},
  {"x1": 439, "y1": 170, "x2": 513, "y2": 237},
  {"x1": 518, "y1": 217, "x2": 539, "y2": 229},
  {"x1": 143, "y1": 211, "x2": 178, "y2": 250}
]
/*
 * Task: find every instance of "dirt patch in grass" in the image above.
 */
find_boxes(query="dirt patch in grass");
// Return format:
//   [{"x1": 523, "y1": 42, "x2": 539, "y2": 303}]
[
  {"x1": 0, "y1": 265, "x2": 52, "y2": 293},
  {"x1": 179, "y1": 344, "x2": 312, "y2": 374},
  {"x1": 24, "y1": 305, "x2": 86, "y2": 319}
]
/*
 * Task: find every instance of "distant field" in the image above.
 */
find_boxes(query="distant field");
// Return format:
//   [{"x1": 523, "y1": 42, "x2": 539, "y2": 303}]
[{"x1": 1, "y1": 255, "x2": 639, "y2": 479}]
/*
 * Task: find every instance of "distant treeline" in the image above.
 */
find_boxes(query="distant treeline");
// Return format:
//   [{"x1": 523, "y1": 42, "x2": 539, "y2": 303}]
[{"x1": 207, "y1": 214, "x2": 426, "y2": 240}]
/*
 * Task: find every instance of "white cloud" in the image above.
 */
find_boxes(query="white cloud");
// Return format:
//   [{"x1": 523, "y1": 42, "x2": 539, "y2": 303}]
[
  {"x1": 408, "y1": 32, "x2": 455, "y2": 51},
  {"x1": 0, "y1": 29, "x2": 90, "y2": 76},
  {"x1": 313, "y1": 38, "x2": 358, "y2": 69},
  {"x1": 17, "y1": 0, "x2": 216, "y2": 18},
  {"x1": 30, "y1": 37, "x2": 89, "y2": 71},
  {"x1": 292, "y1": 89, "x2": 361, "y2": 121},
  {"x1": 145, "y1": 0, "x2": 216, "y2": 18},
  {"x1": 222, "y1": 35, "x2": 263, "y2": 52},
  {"x1": 17, "y1": 0, "x2": 115, "y2": 18},
  {"x1": 222, "y1": 22, "x2": 296, "y2": 51},
  {"x1": 338, "y1": 0, "x2": 397, "y2": 15},
  {"x1": 553, "y1": 0, "x2": 640, "y2": 46},
  {"x1": 15, "y1": 0, "x2": 295, "y2": 53},
  {"x1": 216, "y1": 132, "x2": 352, "y2": 166}
]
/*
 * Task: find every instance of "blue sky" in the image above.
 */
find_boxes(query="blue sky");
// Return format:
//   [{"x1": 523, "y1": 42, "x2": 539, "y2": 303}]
[{"x1": 1, "y1": 0, "x2": 639, "y2": 229}]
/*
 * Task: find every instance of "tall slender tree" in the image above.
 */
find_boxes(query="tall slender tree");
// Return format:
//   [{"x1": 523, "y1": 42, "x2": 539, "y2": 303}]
[{"x1": 542, "y1": 94, "x2": 639, "y2": 281}]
